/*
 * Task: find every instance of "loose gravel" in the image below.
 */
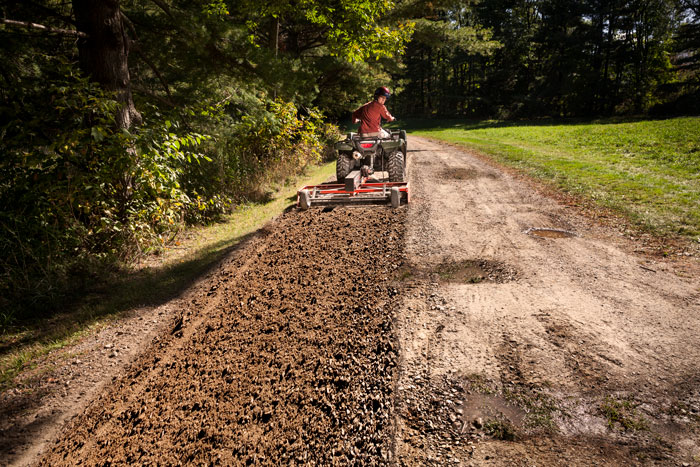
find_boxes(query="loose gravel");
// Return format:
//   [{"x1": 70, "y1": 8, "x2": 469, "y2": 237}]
[{"x1": 39, "y1": 207, "x2": 406, "y2": 466}]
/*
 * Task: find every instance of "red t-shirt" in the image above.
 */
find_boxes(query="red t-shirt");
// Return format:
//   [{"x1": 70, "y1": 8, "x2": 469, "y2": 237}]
[{"x1": 352, "y1": 100, "x2": 394, "y2": 134}]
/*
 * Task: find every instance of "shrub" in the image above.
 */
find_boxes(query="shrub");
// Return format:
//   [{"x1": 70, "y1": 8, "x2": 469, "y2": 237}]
[{"x1": 0, "y1": 69, "x2": 338, "y2": 319}]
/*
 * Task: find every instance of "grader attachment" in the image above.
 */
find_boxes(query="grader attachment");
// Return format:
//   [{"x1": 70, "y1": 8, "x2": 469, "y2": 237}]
[{"x1": 297, "y1": 170, "x2": 408, "y2": 209}]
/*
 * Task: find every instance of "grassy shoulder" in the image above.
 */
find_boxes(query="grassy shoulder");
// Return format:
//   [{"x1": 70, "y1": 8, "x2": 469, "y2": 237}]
[
  {"x1": 0, "y1": 161, "x2": 336, "y2": 391},
  {"x1": 404, "y1": 117, "x2": 700, "y2": 239}
]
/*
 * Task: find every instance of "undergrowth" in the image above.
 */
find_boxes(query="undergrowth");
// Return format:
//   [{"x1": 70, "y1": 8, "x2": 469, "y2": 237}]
[
  {"x1": 0, "y1": 161, "x2": 336, "y2": 391},
  {"x1": 0, "y1": 68, "x2": 340, "y2": 324}
]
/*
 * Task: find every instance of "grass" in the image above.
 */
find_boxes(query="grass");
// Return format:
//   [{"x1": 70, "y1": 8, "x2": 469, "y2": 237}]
[
  {"x1": 403, "y1": 116, "x2": 700, "y2": 239},
  {"x1": 483, "y1": 417, "x2": 519, "y2": 441},
  {"x1": 464, "y1": 373, "x2": 495, "y2": 395},
  {"x1": 0, "y1": 161, "x2": 336, "y2": 391},
  {"x1": 463, "y1": 372, "x2": 562, "y2": 433},
  {"x1": 600, "y1": 395, "x2": 649, "y2": 431},
  {"x1": 502, "y1": 385, "x2": 562, "y2": 432}
]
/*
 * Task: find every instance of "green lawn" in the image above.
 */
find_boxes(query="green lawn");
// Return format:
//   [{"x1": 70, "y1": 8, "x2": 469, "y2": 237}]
[{"x1": 405, "y1": 117, "x2": 700, "y2": 238}]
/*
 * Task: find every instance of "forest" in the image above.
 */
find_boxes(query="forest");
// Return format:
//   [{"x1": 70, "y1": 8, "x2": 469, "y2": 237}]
[{"x1": 1, "y1": 0, "x2": 699, "y2": 315}]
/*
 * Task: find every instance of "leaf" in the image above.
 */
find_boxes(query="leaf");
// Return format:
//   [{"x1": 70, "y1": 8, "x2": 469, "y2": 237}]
[{"x1": 91, "y1": 127, "x2": 105, "y2": 142}]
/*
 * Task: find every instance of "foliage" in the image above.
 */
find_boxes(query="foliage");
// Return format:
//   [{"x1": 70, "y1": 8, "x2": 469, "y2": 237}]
[
  {"x1": 652, "y1": 3, "x2": 700, "y2": 115},
  {"x1": 393, "y1": 0, "x2": 698, "y2": 118},
  {"x1": 231, "y1": 0, "x2": 414, "y2": 62},
  {"x1": 0, "y1": 67, "x2": 207, "y2": 311},
  {"x1": 390, "y1": 0, "x2": 502, "y2": 117},
  {"x1": 0, "y1": 61, "x2": 336, "y2": 318}
]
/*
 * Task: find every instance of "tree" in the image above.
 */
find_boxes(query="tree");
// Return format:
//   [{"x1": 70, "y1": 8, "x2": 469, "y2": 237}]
[
  {"x1": 394, "y1": 0, "x2": 689, "y2": 117},
  {"x1": 73, "y1": 0, "x2": 141, "y2": 129},
  {"x1": 392, "y1": 0, "x2": 501, "y2": 116}
]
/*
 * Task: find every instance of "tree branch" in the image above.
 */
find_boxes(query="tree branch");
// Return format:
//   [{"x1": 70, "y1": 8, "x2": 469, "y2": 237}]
[
  {"x1": 132, "y1": 85, "x2": 176, "y2": 107},
  {"x1": 121, "y1": 11, "x2": 139, "y2": 41},
  {"x1": 0, "y1": 18, "x2": 87, "y2": 38},
  {"x1": 132, "y1": 46, "x2": 173, "y2": 99},
  {"x1": 26, "y1": 1, "x2": 77, "y2": 26},
  {"x1": 120, "y1": 12, "x2": 174, "y2": 99},
  {"x1": 149, "y1": 0, "x2": 176, "y2": 22}
]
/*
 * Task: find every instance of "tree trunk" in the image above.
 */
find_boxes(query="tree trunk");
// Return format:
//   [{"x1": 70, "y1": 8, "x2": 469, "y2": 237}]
[{"x1": 73, "y1": 0, "x2": 141, "y2": 129}]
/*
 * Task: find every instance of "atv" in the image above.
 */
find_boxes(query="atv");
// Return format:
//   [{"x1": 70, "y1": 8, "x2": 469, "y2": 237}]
[
  {"x1": 334, "y1": 130, "x2": 408, "y2": 183},
  {"x1": 295, "y1": 129, "x2": 409, "y2": 209}
]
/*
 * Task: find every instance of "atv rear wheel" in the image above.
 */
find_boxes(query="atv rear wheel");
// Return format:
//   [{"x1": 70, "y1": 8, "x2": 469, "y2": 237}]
[
  {"x1": 336, "y1": 152, "x2": 354, "y2": 182},
  {"x1": 387, "y1": 151, "x2": 405, "y2": 182}
]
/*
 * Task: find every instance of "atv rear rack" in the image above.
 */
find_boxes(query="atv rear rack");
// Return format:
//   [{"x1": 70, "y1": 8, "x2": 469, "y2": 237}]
[{"x1": 297, "y1": 170, "x2": 409, "y2": 209}]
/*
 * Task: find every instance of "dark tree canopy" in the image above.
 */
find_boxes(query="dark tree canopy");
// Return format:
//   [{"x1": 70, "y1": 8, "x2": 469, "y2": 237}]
[{"x1": 391, "y1": 0, "x2": 699, "y2": 118}]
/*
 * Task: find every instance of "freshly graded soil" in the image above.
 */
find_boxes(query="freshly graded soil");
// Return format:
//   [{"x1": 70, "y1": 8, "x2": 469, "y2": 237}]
[{"x1": 38, "y1": 207, "x2": 406, "y2": 466}]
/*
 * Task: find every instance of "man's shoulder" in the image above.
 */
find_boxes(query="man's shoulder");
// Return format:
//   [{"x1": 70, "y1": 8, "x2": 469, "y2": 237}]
[
  {"x1": 354, "y1": 101, "x2": 373, "y2": 112},
  {"x1": 364, "y1": 101, "x2": 388, "y2": 113}
]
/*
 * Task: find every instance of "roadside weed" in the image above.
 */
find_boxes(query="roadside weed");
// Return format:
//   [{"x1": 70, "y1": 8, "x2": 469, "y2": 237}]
[
  {"x1": 484, "y1": 417, "x2": 519, "y2": 441},
  {"x1": 503, "y1": 386, "x2": 562, "y2": 432},
  {"x1": 600, "y1": 396, "x2": 649, "y2": 431},
  {"x1": 0, "y1": 162, "x2": 336, "y2": 392}
]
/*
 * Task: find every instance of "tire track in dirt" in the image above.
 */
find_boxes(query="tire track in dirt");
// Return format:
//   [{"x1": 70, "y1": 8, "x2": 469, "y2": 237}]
[{"x1": 38, "y1": 207, "x2": 406, "y2": 465}]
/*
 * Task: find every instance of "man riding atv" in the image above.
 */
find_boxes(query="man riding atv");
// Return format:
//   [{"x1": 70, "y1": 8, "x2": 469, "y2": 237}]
[
  {"x1": 295, "y1": 85, "x2": 408, "y2": 210},
  {"x1": 330, "y1": 86, "x2": 406, "y2": 184},
  {"x1": 352, "y1": 86, "x2": 395, "y2": 137}
]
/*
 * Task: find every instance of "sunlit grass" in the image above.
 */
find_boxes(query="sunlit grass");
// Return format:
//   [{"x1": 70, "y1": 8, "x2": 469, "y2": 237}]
[
  {"x1": 406, "y1": 117, "x2": 700, "y2": 238},
  {"x1": 0, "y1": 162, "x2": 336, "y2": 390}
]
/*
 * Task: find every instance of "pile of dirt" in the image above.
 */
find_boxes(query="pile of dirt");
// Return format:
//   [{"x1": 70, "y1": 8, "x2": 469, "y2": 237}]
[{"x1": 39, "y1": 207, "x2": 406, "y2": 466}]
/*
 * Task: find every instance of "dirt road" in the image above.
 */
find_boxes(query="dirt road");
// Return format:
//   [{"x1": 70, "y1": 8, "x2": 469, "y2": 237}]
[
  {"x1": 394, "y1": 137, "x2": 700, "y2": 465},
  {"x1": 3, "y1": 136, "x2": 699, "y2": 465}
]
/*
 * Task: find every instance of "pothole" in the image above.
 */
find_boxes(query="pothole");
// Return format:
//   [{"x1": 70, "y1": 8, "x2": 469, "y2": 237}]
[
  {"x1": 440, "y1": 168, "x2": 498, "y2": 180},
  {"x1": 461, "y1": 393, "x2": 527, "y2": 431},
  {"x1": 434, "y1": 260, "x2": 517, "y2": 284},
  {"x1": 525, "y1": 227, "x2": 577, "y2": 239},
  {"x1": 442, "y1": 168, "x2": 477, "y2": 180}
]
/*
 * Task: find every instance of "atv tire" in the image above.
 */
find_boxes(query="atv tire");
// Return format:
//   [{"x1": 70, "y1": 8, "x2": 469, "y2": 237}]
[
  {"x1": 387, "y1": 150, "x2": 405, "y2": 182},
  {"x1": 399, "y1": 130, "x2": 407, "y2": 154},
  {"x1": 336, "y1": 152, "x2": 354, "y2": 182}
]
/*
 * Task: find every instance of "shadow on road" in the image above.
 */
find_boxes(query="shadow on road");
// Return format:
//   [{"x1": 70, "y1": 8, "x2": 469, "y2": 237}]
[{"x1": 0, "y1": 227, "x2": 263, "y2": 386}]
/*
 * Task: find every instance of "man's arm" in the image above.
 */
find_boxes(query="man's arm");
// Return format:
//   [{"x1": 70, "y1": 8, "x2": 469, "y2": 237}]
[
  {"x1": 380, "y1": 104, "x2": 395, "y2": 122},
  {"x1": 352, "y1": 106, "x2": 363, "y2": 124}
]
